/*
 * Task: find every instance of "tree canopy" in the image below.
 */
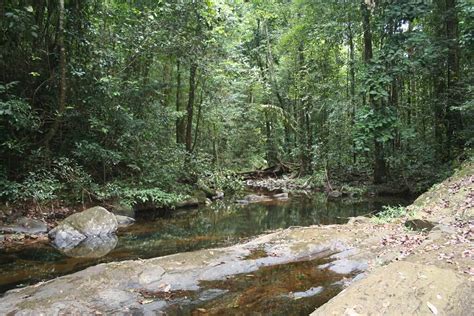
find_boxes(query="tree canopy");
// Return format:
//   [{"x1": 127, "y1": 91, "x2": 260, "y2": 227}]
[{"x1": 1, "y1": 0, "x2": 473, "y2": 205}]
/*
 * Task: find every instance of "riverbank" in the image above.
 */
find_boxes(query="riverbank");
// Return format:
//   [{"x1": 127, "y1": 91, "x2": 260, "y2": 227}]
[
  {"x1": 313, "y1": 162, "x2": 473, "y2": 315},
  {"x1": 0, "y1": 163, "x2": 471, "y2": 314},
  {"x1": 0, "y1": 217, "x2": 423, "y2": 314},
  {"x1": 0, "y1": 173, "x2": 412, "y2": 250},
  {"x1": 0, "y1": 194, "x2": 407, "y2": 296}
]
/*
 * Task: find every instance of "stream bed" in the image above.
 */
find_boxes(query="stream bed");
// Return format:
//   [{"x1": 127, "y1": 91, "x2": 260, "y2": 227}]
[{"x1": 0, "y1": 193, "x2": 411, "y2": 310}]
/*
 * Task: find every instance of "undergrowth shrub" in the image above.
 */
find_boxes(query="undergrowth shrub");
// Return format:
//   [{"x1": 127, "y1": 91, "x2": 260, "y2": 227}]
[{"x1": 374, "y1": 205, "x2": 415, "y2": 223}]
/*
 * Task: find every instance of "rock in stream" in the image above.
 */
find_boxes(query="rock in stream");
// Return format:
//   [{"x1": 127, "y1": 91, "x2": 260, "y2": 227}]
[{"x1": 48, "y1": 206, "x2": 118, "y2": 250}]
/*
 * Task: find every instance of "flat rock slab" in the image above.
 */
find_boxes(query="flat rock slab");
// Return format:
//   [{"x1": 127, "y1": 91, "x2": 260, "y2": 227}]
[
  {"x1": 0, "y1": 217, "x2": 47, "y2": 235},
  {"x1": 0, "y1": 225, "x2": 368, "y2": 315},
  {"x1": 312, "y1": 261, "x2": 473, "y2": 316}
]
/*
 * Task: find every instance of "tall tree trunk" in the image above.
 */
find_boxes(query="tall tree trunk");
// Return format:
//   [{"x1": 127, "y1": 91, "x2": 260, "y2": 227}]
[
  {"x1": 162, "y1": 57, "x2": 173, "y2": 107},
  {"x1": 185, "y1": 63, "x2": 197, "y2": 152},
  {"x1": 212, "y1": 123, "x2": 219, "y2": 166},
  {"x1": 176, "y1": 59, "x2": 185, "y2": 144},
  {"x1": 361, "y1": 1, "x2": 386, "y2": 184},
  {"x1": 43, "y1": 0, "x2": 67, "y2": 148},
  {"x1": 263, "y1": 20, "x2": 292, "y2": 155},
  {"x1": 192, "y1": 87, "x2": 204, "y2": 153},
  {"x1": 297, "y1": 43, "x2": 310, "y2": 175},
  {"x1": 348, "y1": 21, "x2": 357, "y2": 164},
  {"x1": 445, "y1": 0, "x2": 463, "y2": 157},
  {"x1": 264, "y1": 113, "x2": 278, "y2": 165}
]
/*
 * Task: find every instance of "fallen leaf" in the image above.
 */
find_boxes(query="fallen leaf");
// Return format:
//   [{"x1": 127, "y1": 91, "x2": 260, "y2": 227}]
[{"x1": 427, "y1": 301, "x2": 438, "y2": 315}]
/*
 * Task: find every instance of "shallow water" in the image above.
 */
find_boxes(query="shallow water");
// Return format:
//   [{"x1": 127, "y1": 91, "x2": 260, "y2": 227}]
[
  {"x1": 164, "y1": 255, "x2": 353, "y2": 315},
  {"x1": 0, "y1": 193, "x2": 410, "y2": 295}
]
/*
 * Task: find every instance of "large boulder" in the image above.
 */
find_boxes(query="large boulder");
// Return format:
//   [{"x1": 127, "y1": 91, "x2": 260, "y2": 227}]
[{"x1": 49, "y1": 206, "x2": 118, "y2": 250}]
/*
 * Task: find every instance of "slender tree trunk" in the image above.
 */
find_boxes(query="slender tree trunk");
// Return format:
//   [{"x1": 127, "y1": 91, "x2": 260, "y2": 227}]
[
  {"x1": 162, "y1": 56, "x2": 173, "y2": 107},
  {"x1": 185, "y1": 62, "x2": 197, "y2": 152},
  {"x1": 264, "y1": 113, "x2": 277, "y2": 165},
  {"x1": 192, "y1": 87, "x2": 204, "y2": 153},
  {"x1": 212, "y1": 123, "x2": 219, "y2": 166},
  {"x1": 348, "y1": 22, "x2": 357, "y2": 164},
  {"x1": 297, "y1": 43, "x2": 310, "y2": 175},
  {"x1": 445, "y1": 0, "x2": 463, "y2": 157},
  {"x1": 43, "y1": 0, "x2": 67, "y2": 148},
  {"x1": 176, "y1": 59, "x2": 185, "y2": 144},
  {"x1": 263, "y1": 20, "x2": 292, "y2": 155},
  {"x1": 305, "y1": 111, "x2": 313, "y2": 173},
  {"x1": 361, "y1": 1, "x2": 386, "y2": 184}
]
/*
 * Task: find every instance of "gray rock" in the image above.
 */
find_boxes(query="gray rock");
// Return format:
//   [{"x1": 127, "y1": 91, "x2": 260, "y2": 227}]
[
  {"x1": 139, "y1": 267, "x2": 166, "y2": 286},
  {"x1": 290, "y1": 286, "x2": 323, "y2": 299},
  {"x1": 175, "y1": 197, "x2": 200, "y2": 208},
  {"x1": 49, "y1": 206, "x2": 118, "y2": 250},
  {"x1": 49, "y1": 223, "x2": 86, "y2": 250},
  {"x1": 327, "y1": 190, "x2": 343, "y2": 198},
  {"x1": 93, "y1": 288, "x2": 139, "y2": 311},
  {"x1": 347, "y1": 216, "x2": 371, "y2": 225},
  {"x1": 115, "y1": 215, "x2": 135, "y2": 228},
  {"x1": 243, "y1": 194, "x2": 271, "y2": 203},
  {"x1": 405, "y1": 219, "x2": 436, "y2": 232},
  {"x1": 352, "y1": 272, "x2": 367, "y2": 283},
  {"x1": 431, "y1": 223, "x2": 456, "y2": 235},
  {"x1": 198, "y1": 289, "x2": 228, "y2": 302},
  {"x1": 320, "y1": 259, "x2": 368, "y2": 274},
  {"x1": 273, "y1": 192, "x2": 289, "y2": 200},
  {"x1": 236, "y1": 199, "x2": 249, "y2": 205},
  {"x1": 61, "y1": 235, "x2": 118, "y2": 258},
  {"x1": 213, "y1": 191, "x2": 224, "y2": 200},
  {"x1": 0, "y1": 217, "x2": 47, "y2": 234}
]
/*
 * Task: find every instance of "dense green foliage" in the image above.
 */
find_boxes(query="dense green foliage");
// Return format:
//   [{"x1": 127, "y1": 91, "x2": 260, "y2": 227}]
[{"x1": 1, "y1": 0, "x2": 472, "y2": 206}]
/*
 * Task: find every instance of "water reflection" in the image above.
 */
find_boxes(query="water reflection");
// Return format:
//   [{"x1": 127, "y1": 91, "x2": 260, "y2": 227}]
[
  {"x1": 60, "y1": 235, "x2": 118, "y2": 258},
  {"x1": 0, "y1": 193, "x2": 410, "y2": 294}
]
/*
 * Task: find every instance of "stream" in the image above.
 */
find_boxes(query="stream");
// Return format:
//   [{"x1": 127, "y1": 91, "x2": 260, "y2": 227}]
[{"x1": 0, "y1": 193, "x2": 411, "y2": 312}]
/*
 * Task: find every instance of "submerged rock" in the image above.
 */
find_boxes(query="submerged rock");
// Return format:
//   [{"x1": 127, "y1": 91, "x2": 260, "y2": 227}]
[
  {"x1": 320, "y1": 259, "x2": 368, "y2": 275},
  {"x1": 49, "y1": 206, "x2": 118, "y2": 249},
  {"x1": 115, "y1": 215, "x2": 135, "y2": 228},
  {"x1": 245, "y1": 177, "x2": 311, "y2": 192},
  {"x1": 243, "y1": 194, "x2": 272, "y2": 203},
  {"x1": 0, "y1": 217, "x2": 47, "y2": 235},
  {"x1": 237, "y1": 192, "x2": 289, "y2": 204},
  {"x1": 290, "y1": 286, "x2": 323, "y2": 299}
]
